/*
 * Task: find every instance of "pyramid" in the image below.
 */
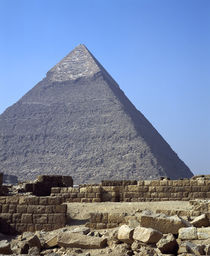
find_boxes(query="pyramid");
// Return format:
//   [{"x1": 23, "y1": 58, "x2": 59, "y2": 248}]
[{"x1": 0, "y1": 44, "x2": 193, "y2": 183}]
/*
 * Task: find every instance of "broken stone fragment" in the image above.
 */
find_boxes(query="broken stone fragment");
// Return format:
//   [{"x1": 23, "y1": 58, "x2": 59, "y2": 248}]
[
  {"x1": 186, "y1": 241, "x2": 205, "y2": 255},
  {"x1": 178, "y1": 227, "x2": 198, "y2": 240},
  {"x1": 191, "y1": 214, "x2": 209, "y2": 227},
  {"x1": 57, "y1": 231, "x2": 107, "y2": 249},
  {"x1": 197, "y1": 227, "x2": 210, "y2": 240},
  {"x1": 156, "y1": 233, "x2": 178, "y2": 254},
  {"x1": 133, "y1": 226, "x2": 162, "y2": 244},
  {"x1": 44, "y1": 236, "x2": 58, "y2": 249},
  {"x1": 0, "y1": 240, "x2": 12, "y2": 254},
  {"x1": 139, "y1": 211, "x2": 191, "y2": 234},
  {"x1": 117, "y1": 224, "x2": 134, "y2": 244}
]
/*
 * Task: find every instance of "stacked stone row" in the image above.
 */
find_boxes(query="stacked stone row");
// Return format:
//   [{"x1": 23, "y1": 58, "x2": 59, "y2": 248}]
[
  {"x1": 0, "y1": 195, "x2": 66, "y2": 234},
  {"x1": 51, "y1": 179, "x2": 210, "y2": 202}
]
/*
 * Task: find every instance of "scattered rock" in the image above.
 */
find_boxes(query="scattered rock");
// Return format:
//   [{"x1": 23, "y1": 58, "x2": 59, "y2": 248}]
[
  {"x1": 45, "y1": 236, "x2": 58, "y2": 249},
  {"x1": 178, "y1": 227, "x2": 198, "y2": 240},
  {"x1": 186, "y1": 241, "x2": 205, "y2": 255},
  {"x1": 71, "y1": 226, "x2": 90, "y2": 235},
  {"x1": 139, "y1": 211, "x2": 191, "y2": 234},
  {"x1": 57, "y1": 231, "x2": 107, "y2": 249},
  {"x1": 0, "y1": 240, "x2": 12, "y2": 254},
  {"x1": 117, "y1": 225, "x2": 134, "y2": 244},
  {"x1": 28, "y1": 246, "x2": 40, "y2": 255},
  {"x1": 191, "y1": 214, "x2": 209, "y2": 227},
  {"x1": 133, "y1": 226, "x2": 162, "y2": 244},
  {"x1": 156, "y1": 233, "x2": 178, "y2": 254},
  {"x1": 197, "y1": 227, "x2": 210, "y2": 239}
]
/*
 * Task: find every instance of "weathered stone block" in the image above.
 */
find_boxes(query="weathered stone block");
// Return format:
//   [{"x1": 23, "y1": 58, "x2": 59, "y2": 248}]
[
  {"x1": 53, "y1": 204, "x2": 67, "y2": 213},
  {"x1": 133, "y1": 226, "x2": 162, "y2": 244},
  {"x1": 33, "y1": 214, "x2": 48, "y2": 224},
  {"x1": 108, "y1": 213, "x2": 125, "y2": 224},
  {"x1": 178, "y1": 227, "x2": 197, "y2": 240},
  {"x1": 21, "y1": 214, "x2": 33, "y2": 223},
  {"x1": 48, "y1": 213, "x2": 66, "y2": 224},
  {"x1": 48, "y1": 197, "x2": 61, "y2": 205},
  {"x1": 6, "y1": 196, "x2": 19, "y2": 204},
  {"x1": 12, "y1": 213, "x2": 21, "y2": 223},
  {"x1": 17, "y1": 205, "x2": 27, "y2": 213}
]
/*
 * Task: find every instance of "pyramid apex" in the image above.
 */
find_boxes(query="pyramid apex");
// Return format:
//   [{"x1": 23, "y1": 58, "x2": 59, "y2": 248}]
[{"x1": 46, "y1": 44, "x2": 100, "y2": 82}]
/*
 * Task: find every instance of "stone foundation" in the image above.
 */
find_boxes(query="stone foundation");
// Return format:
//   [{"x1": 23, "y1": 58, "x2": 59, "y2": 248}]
[
  {"x1": 0, "y1": 195, "x2": 66, "y2": 235},
  {"x1": 51, "y1": 177, "x2": 210, "y2": 202}
]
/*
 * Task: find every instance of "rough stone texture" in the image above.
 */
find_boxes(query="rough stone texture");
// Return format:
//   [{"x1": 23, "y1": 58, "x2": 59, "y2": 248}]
[
  {"x1": 0, "y1": 195, "x2": 67, "y2": 234},
  {"x1": 197, "y1": 227, "x2": 210, "y2": 240},
  {"x1": 0, "y1": 44, "x2": 193, "y2": 184},
  {"x1": 117, "y1": 224, "x2": 133, "y2": 244},
  {"x1": 178, "y1": 227, "x2": 198, "y2": 240},
  {"x1": 24, "y1": 175, "x2": 73, "y2": 196},
  {"x1": 186, "y1": 241, "x2": 205, "y2": 255},
  {"x1": 57, "y1": 231, "x2": 107, "y2": 249},
  {"x1": 191, "y1": 214, "x2": 209, "y2": 227},
  {"x1": 139, "y1": 211, "x2": 191, "y2": 234},
  {"x1": 133, "y1": 226, "x2": 162, "y2": 244},
  {"x1": 156, "y1": 233, "x2": 178, "y2": 254},
  {"x1": 0, "y1": 239, "x2": 12, "y2": 254}
]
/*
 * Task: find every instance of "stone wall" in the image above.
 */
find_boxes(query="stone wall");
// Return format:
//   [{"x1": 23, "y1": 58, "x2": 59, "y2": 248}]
[
  {"x1": 0, "y1": 195, "x2": 66, "y2": 235},
  {"x1": 23, "y1": 175, "x2": 73, "y2": 196},
  {"x1": 87, "y1": 200, "x2": 210, "y2": 229},
  {"x1": 51, "y1": 178, "x2": 210, "y2": 202}
]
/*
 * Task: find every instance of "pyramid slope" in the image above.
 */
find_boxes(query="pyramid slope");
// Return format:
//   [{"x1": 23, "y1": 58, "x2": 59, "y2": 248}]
[{"x1": 0, "y1": 45, "x2": 193, "y2": 183}]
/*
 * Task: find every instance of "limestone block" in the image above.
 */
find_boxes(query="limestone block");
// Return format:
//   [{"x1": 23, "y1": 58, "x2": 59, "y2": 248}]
[
  {"x1": 48, "y1": 197, "x2": 61, "y2": 205},
  {"x1": 150, "y1": 180, "x2": 160, "y2": 186},
  {"x1": 8, "y1": 204, "x2": 17, "y2": 213},
  {"x1": 90, "y1": 213, "x2": 102, "y2": 223},
  {"x1": 21, "y1": 213, "x2": 33, "y2": 223},
  {"x1": 71, "y1": 226, "x2": 90, "y2": 235},
  {"x1": 186, "y1": 241, "x2": 205, "y2": 255},
  {"x1": 86, "y1": 192, "x2": 96, "y2": 198},
  {"x1": 15, "y1": 223, "x2": 28, "y2": 233},
  {"x1": 0, "y1": 240, "x2": 12, "y2": 254},
  {"x1": 133, "y1": 226, "x2": 162, "y2": 244},
  {"x1": 191, "y1": 214, "x2": 209, "y2": 227},
  {"x1": 48, "y1": 213, "x2": 66, "y2": 224},
  {"x1": 39, "y1": 197, "x2": 48, "y2": 205},
  {"x1": 108, "y1": 213, "x2": 126, "y2": 224},
  {"x1": 117, "y1": 224, "x2": 134, "y2": 244},
  {"x1": 178, "y1": 227, "x2": 198, "y2": 240},
  {"x1": 197, "y1": 227, "x2": 210, "y2": 240},
  {"x1": 50, "y1": 187, "x2": 61, "y2": 193},
  {"x1": 26, "y1": 196, "x2": 39, "y2": 205},
  {"x1": 33, "y1": 214, "x2": 48, "y2": 224},
  {"x1": 0, "y1": 197, "x2": 6, "y2": 204},
  {"x1": 58, "y1": 232, "x2": 107, "y2": 249},
  {"x1": 156, "y1": 233, "x2": 178, "y2": 254},
  {"x1": 1, "y1": 204, "x2": 8, "y2": 213},
  {"x1": 45, "y1": 236, "x2": 58, "y2": 248},
  {"x1": 6, "y1": 196, "x2": 19, "y2": 204},
  {"x1": 77, "y1": 193, "x2": 85, "y2": 198},
  {"x1": 27, "y1": 224, "x2": 35, "y2": 232},
  {"x1": 12, "y1": 213, "x2": 21, "y2": 223},
  {"x1": 160, "y1": 180, "x2": 168, "y2": 186},
  {"x1": 92, "y1": 198, "x2": 101, "y2": 202},
  {"x1": 19, "y1": 196, "x2": 27, "y2": 204},
  {"x1": 53, "y1": 204, "x2": 67, "y2": 213},
  {"x1": 96, "y1": 223, "x2": 107, "y2": 229},
  {"x1": 140, "y1": 211, "x2": 191, "y2": 234},
  {"x1": 0, "y1": 213, "x2": 12, "y2": 221}
]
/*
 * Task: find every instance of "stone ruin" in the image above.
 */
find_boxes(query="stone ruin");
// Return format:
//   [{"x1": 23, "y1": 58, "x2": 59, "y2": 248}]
[{"x1": 0, "y1": 173, "x2": 209, "y2": 255}]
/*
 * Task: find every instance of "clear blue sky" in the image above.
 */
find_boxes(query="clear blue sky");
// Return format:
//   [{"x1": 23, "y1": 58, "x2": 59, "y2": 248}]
[{"x1": 0, "y1": 0, "x2": 209, "y2": 175}]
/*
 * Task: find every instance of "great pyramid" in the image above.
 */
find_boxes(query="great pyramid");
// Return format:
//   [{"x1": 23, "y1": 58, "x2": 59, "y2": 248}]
[{"x1": 0, "y1": 44, "x2": 193, "y2": 183}]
